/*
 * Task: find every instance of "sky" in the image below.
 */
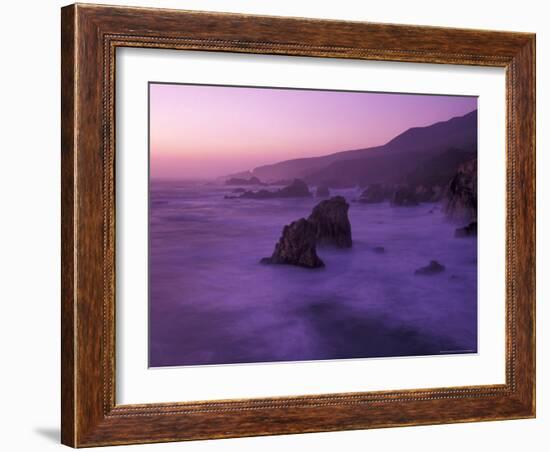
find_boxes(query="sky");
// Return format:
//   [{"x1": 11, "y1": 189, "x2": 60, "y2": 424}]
[{"x1": 149, "y1": 83, "x2": 477, "y2": 180}]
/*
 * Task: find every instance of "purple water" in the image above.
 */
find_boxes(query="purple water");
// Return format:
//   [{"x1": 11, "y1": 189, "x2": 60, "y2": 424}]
[{"x1": 149, "y1": 181, "x2": 477, "y2": 367}]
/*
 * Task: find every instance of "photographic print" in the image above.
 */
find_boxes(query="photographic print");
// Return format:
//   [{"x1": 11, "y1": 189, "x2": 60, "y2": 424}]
[{"x1": 148, "y1": 83, "x2": 478, "y2": 367}]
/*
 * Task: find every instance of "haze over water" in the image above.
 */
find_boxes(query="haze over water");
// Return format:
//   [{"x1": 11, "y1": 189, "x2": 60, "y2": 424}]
[{"x1": 149, "y1": 182, "x2": 477, "y2": 367}]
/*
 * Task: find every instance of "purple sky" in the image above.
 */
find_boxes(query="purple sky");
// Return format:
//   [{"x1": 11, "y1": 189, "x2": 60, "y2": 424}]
[{"x1": 150, "y1": 83, "x2": 477, "y2": 179}]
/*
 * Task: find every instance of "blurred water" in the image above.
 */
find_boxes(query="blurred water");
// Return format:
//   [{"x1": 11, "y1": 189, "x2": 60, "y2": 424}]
[{"x1": 149, "y1": 181, "x2": 477, "y2": 367}]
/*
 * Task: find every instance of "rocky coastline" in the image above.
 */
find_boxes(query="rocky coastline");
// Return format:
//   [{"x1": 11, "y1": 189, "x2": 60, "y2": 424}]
[{"x1": 226, "y1": 157, "x2": 478, "y2": 272}]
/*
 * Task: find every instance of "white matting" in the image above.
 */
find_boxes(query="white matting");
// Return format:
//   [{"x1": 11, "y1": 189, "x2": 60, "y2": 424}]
[{"x1": 116, "y1": 47, "x2": 506, "y2": 404}]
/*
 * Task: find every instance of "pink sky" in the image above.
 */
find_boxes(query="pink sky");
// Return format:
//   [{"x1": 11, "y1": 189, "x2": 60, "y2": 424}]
[{"x1": 150, "y1": 83, "x2": 477, "y2": 180}]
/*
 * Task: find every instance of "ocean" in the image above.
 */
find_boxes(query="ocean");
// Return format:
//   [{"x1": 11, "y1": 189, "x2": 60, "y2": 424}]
[{"x1": 149, "y1": 180, "x2": 477, "y2": 367}]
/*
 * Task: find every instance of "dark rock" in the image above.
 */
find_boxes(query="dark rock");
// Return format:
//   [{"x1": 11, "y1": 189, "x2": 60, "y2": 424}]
[
  {"x1": 225, "y1": 176, "x2": 264, "y2": 186},
  {"x1": 359, "y1": 184, "x2": 390, "y2": 203},
  {"x1": 391, "y1": 186, "x2": 419, "y2": 206},
  {"x1": 414, "y1": 260, "x2": 446, "y2": 275},
  {"x1": 315, "y1": 185, "x2": 330, "y2": 197},
  {"x1": 444, "y1": 158, "x2": 477, "y2": 221},
  {"x1": 308, "y1": 196, "x2": 352, "y2": 248},
  {"x1": 260, "y1": 195, "x2": 352, "y2": 268},
  {"x1": 403, "y1": 148, "x2": 477, "y2": 191},
  {"x1": 238, "y1": 179, "x2": 311, "y2": 199},
  {"x1": 455, "y1": 221, "x2": 477, "y2": 238},
  {"x1": 373, "y1": 246, "x2": 385, "y2": 253},
  {"x1": 232, "y1": 187, "x2": 246, "y2": 193},
  {"x1": 261, "y1": 218, "x2": 324, "y2": 269},
  {"x1": 278, "y1": 179, "x2": 311, "y2": 197}
]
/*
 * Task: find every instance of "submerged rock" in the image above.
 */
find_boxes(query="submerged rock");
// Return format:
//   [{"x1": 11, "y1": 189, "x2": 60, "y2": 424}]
[
  {"x1": 373, "y1": 246, "x2": 386, "y2": 254},
  {"x1": 444, "y1": 158, "x2": 477, "y2": 221},
  {"x1": 414, "y1": 260, "x2": 446, "y2": 275},
  {"x1": 359, "y1": 184, "x2": 390, "y2": 203},
  {"x1": 261, "y1": 218, "x2": 324, "y2": 269},
  {"x1": 308, "y1": 196, "x2": 352, "y2": 248},
  {"x1": 315, "y1": 185, "x2": 330, "y2": 197},
  {"x1": 391, "y1": 186, "x2": 419, "y2": 206},
  {"x1": 238, "y1": 179, "x2": 311, "y2": 199},
  {"x1": 455, "y1": 221, "x2": 477, "y2": 238},
  {"x1": 232, "y1": 187, "x2": 246, "y2": 193}
]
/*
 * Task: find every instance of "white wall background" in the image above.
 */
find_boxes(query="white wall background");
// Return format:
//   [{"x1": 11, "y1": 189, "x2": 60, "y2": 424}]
[{"x1": 0, "y1": 1, "x2": 545, "y2": 450}]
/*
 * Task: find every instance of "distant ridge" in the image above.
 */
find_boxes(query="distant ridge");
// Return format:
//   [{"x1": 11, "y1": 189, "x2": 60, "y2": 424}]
[{"x1": 245, "y1": 110, "x2": 477, "y2": 188}]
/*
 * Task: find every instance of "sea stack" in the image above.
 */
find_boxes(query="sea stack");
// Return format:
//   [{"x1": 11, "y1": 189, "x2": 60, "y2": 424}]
[
  {"x1": 359, "y1": 184, "x2": 390, "y2": 203},
  {"x1": 225, "y1": 176, "x2": 264, "y2": 186},
  {"x1": 391, "y1": 186, "x2": 419, "y2": 206},
  {"x1": 277, "y1": 179, "x2": 311, "y2": 197},
  {"x1": 444, "y1": 158, "x2": 477, "y2": 221},
  {"x1": 308, "y1": 196, "x2": 352, "y2": 248},
  {"x1": 261, "y1": 218, "x2": 324, "y2": 269}
]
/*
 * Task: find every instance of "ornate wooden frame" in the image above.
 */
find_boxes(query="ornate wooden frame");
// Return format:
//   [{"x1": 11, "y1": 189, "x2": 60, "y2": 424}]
[{"x1": 61, "y1": 3, "x2": 536, "y2": 447}]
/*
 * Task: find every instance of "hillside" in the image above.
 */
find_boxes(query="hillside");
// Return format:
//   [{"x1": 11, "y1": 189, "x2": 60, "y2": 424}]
[{"x1": 247, "y1": 109, "x2": 477, "y2": 188}]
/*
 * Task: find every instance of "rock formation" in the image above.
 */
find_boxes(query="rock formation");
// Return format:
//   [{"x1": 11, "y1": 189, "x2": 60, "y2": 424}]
[
  {"x1": 260, "y1": 196, "x2": 353, "y2": 268},
  {"x1": 308, "y1": 196, "x2": 352, "y2": 248},
  {"x1": 278, "y1": 179, "x2": 311, "y2": 197},
  {"x1": 261, "y1": 218, "x2": 324, "y2": 268},
  {"x1": 225, "y1": 176, "x2": 264, "y2": 186},
  {"x1": 455, "y1": 221, "x2": 477, "y2": 238},
  {"x1": 315, "y1": 185, "x2": 330, "y2": 197},
  {"x1": 444, "y1": 158, "x2": 477, "y2": 221},
  {"x1": 359, "y1": 184, "x2": 390, "y2": 203},
  {"x1": 414, "y1": 260, "x2": 446, "y2": 275},
  {"x1": 391, "y1": 186, "x2": 419, "y2": 206}
]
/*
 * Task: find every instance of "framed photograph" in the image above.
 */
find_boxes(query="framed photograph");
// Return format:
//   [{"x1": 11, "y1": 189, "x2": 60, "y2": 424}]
[{"x1": 61, "y1": 3, "x2": 536, "y2": 447}]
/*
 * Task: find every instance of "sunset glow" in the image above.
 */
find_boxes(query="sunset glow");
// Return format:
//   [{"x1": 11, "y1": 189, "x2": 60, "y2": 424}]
[{"x1": 149, "y1": 83, "x2": 477, "y2": 179}]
